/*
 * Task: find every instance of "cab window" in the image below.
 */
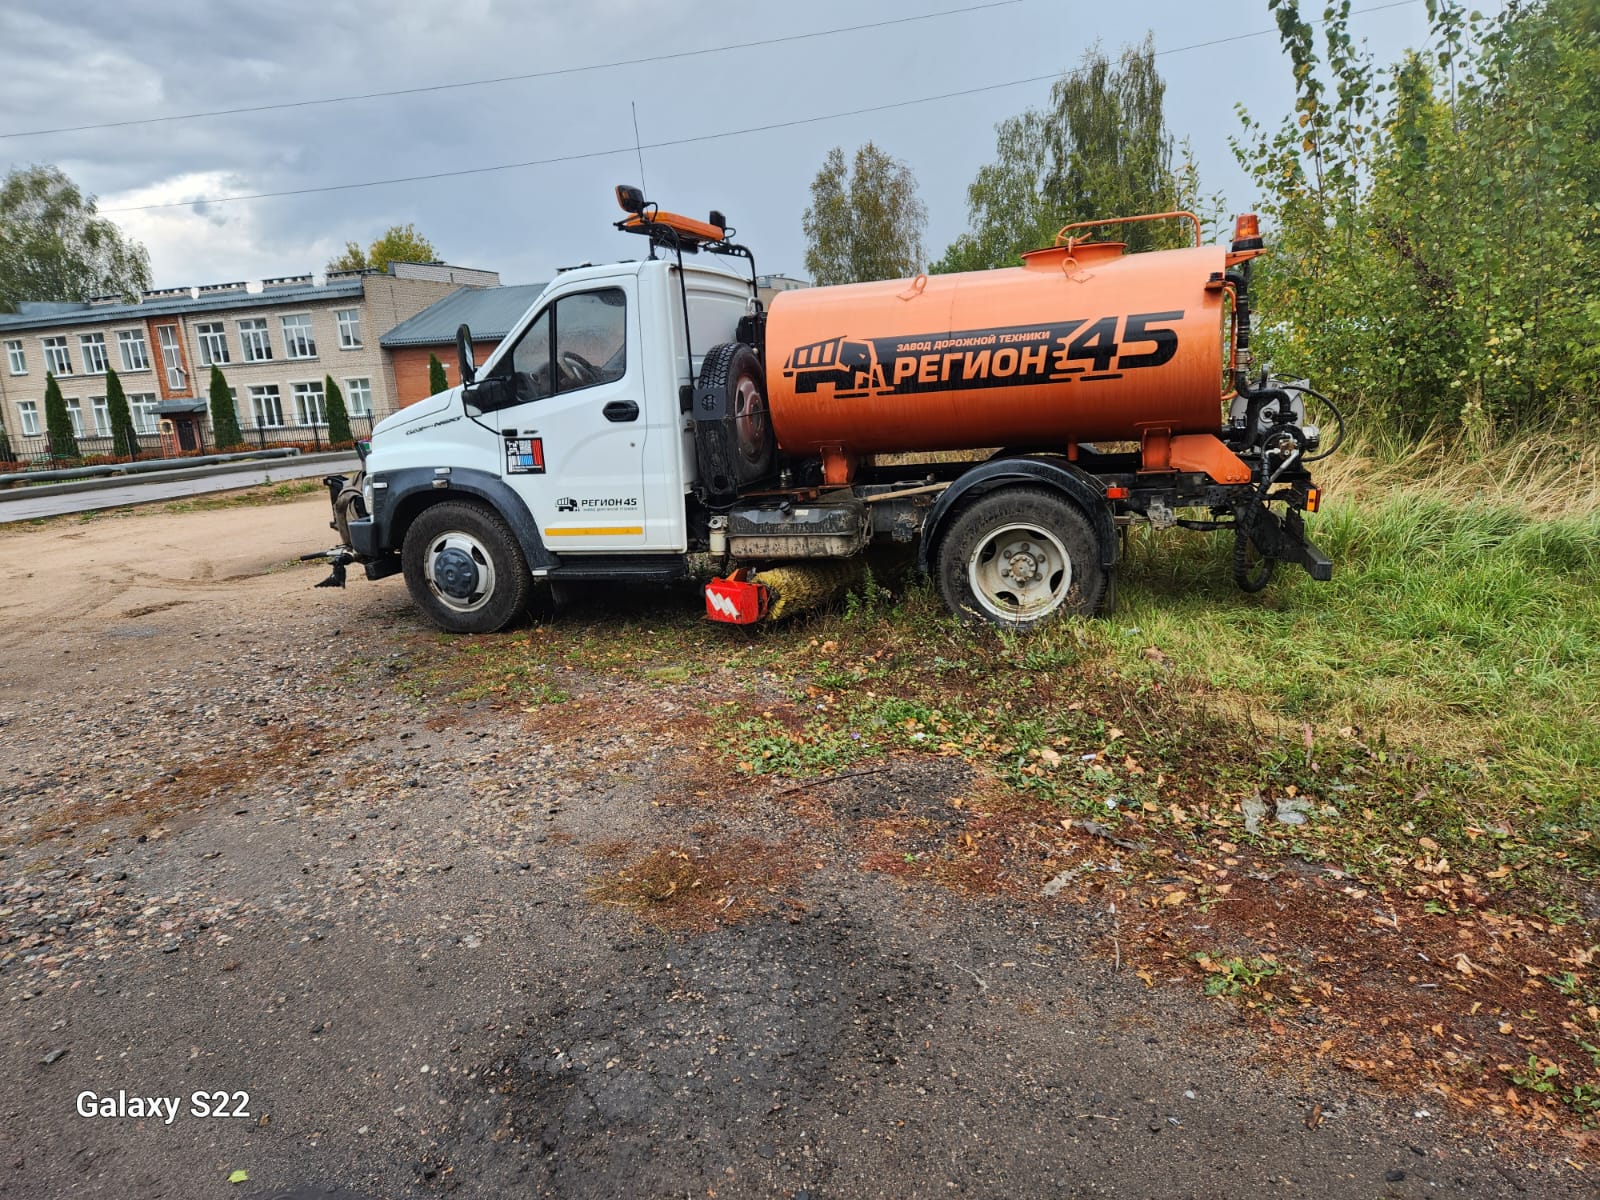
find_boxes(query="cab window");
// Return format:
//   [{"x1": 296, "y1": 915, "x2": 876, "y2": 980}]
[{"x1": 508, "y1": 288, "x2": 626, "y2": 403}]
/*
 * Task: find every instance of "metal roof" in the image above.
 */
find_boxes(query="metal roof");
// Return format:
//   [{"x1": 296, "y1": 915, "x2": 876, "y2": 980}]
[
  {"x1": 0, "y1": 279, "x2": 369, "y2": 333},
  {"x1": 379, "y1": 283, "x2": 547, "y2": 348}
]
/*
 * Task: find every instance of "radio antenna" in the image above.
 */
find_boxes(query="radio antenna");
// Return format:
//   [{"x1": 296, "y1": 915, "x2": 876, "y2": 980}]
[{"x1": 631, "y1": 101, "x2": 648, "y2": 193}]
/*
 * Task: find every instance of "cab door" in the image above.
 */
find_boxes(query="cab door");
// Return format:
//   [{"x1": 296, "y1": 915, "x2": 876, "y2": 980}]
[{"x1": 493, "y1": 283, "x2": 657, "y2": 551}]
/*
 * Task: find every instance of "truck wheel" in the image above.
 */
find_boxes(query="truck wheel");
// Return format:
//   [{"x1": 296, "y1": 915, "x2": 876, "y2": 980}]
[
  {"x1": 936, "y1": 487, "x2": 1106, "y2": 628},
  {"x1": 401, "y1": 501, "x2": 531, "y2": 634}
]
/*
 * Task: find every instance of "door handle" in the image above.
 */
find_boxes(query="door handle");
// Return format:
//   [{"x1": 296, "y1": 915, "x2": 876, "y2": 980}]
[{"x1": 603, "y1": 400, "x2": 640, "y2": 422}]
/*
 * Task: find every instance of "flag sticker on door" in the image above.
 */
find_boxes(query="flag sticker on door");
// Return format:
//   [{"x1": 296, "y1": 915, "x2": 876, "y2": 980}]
[{"x1": 504, "y1": 435, "x2": 546, "y2": 474}]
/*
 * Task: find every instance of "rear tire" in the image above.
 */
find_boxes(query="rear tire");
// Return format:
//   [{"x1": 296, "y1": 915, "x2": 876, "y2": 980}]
[
  {"x1": 402, "y1": 501, "x2": 531, "y2": 634},
  {"x1": 936, "y1": 487, "x2": 1106, "y2": 628}
]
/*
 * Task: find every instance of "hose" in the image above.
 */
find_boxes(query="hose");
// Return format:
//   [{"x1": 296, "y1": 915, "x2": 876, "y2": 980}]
[
  {"x1": 1233, "y1": 528, "x2": 1277, "y2": 593},
  {"x1": 331, "y1": 470, "x2": 367, "y2": 547},
  {"x1": 1276, "y1": 382, "x2": 1347, "y2": 463}
]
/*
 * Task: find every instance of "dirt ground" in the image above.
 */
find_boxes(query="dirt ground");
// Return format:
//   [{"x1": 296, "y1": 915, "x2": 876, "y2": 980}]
[{"x1": 0, "y1": 494, "x2": 1591, "y2": 1199}]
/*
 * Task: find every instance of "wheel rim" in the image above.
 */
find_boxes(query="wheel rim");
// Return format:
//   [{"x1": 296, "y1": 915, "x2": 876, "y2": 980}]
[
  {"x1": 424, "y1": 530, "x2": 497, "y2": 614},
  {"x1": 967, "y1": 522, "x2": 1072, "y2": 622},
  {"x1": 731, "y1": 374, "x2": 769, "y2": 467}
]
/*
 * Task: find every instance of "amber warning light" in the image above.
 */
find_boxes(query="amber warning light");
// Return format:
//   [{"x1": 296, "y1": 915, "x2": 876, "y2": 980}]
[{"x1": 1232, "y1": 213, "x2": 1263, "y2": 253}]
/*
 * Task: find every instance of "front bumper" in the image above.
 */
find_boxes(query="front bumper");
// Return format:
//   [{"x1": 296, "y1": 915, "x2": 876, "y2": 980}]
[{"x1": 348, "y1": 514, "x2": 379, "y2": 558}]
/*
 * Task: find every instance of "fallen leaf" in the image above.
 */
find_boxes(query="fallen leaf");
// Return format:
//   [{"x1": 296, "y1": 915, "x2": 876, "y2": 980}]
[
  {"x1": 1161, "y1": 890, "x2": 1189, "y2": 907},
  {"x1": 1418, "y1": 836, "x2": 1440, "y2": 852},
  {"x1": 1453, "y1": 953, "x2": 1476, "y2": 977},
  {"x1": 229, "y1": 1170, "x2": 249, "y2": 1185},
  {"x1": 1135, "y1": 969, "x2": 1155, "y2": 987}
]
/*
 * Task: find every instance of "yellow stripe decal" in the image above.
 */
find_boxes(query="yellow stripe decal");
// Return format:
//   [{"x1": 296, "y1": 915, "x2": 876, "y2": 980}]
[{"x1": 544, "y1": 526, "x2": 644, "y2": 537}]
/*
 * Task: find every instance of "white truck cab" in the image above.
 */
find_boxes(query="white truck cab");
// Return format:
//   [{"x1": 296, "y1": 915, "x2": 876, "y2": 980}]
[{"x1": 326, "y1": 203, "x2": 775, "y2": 632}]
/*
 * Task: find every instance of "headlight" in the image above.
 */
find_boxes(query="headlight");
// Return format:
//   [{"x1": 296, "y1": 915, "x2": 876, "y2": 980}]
[{"x1": 362, "y1": 477, "x2": 375, "y2": 515}]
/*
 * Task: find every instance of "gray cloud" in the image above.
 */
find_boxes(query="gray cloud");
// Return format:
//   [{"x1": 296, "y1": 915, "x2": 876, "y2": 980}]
[{"x1": 2, "y1": 1, "x2": 1438, "y2": 290}]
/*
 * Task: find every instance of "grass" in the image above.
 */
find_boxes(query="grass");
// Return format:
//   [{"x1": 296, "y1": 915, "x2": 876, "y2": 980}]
[{"x1": 1110, "y1": 491, "x2": 1600, "y2": 804}]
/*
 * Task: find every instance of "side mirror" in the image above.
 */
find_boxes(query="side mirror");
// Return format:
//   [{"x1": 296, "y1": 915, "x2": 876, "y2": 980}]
[
  {"x1": 462, "y1": 374, "x2": 512, "y2": 413},
  {"x1": 456, "y1": 323, "x2": 476, "y2": 385}
]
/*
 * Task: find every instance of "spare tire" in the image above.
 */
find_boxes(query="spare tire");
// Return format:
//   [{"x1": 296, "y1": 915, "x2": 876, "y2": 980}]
[{"x1": 693, "y1": 342, "x2": 773, "y2": 507}]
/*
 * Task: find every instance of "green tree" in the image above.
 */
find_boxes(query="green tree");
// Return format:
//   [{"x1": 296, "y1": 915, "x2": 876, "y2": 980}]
[
  {"x1": 1235, "y1": 0, "x2": 1600, "y2": 438},
  {"x1": 0, "y1": 422, "x2": 14, "y2": 463},
  {"x1": 43, "y1": 371, "x2": 78, "y2": 458},
  {"x1": 0, "y1": 165, "x2": 151, "y2": 311},
  {"x1": 935, "y1": 36, "x2": 1204, "y2": 273},
  {"x1": 327, "y1": 223, "x2": 439, "y2": 274},
  {"x1": 428, "y1": 353, "x2": 449, "y2": 395},
  {"x1": 802, "y1": 143, "x2": 927, "y2": 284},
  {"x1": 103, "y1": 365, "x2": 139, "y2": 459},
  {"x1": 324, "y1": 375, "x2": 353, "y2": 445},
  {"x1": 208, "y1": 365, "x2": 242, "y2": 448}
]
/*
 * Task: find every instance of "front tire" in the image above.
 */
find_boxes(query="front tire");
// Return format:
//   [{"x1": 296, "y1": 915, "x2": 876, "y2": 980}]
[
  {"x1": 936, "y1": 487, "x2": 1106, "y2": 628},
  {"x1": 401, "y1": 501, "x2": 531, "y2": 634}
]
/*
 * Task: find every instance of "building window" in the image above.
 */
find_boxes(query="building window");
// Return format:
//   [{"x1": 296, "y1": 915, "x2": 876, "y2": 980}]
[
  {"x1": 117, "y1": 329, "x2": 149, "y2": 372},
  {"x1": 281, "y1": 314, "x2": 316, "y2": 360},
  {"x1": 292, "y1": 380, "x2": 326, "y2": 425},
  {"x1": 239, "y1": 318, "x2": 272, "y2": 362},
  {"x1": 195, "y1": 322, "x2": 230, "y2": 366},
  {"x1": 345, "y1": 377, "x2": 372, "y2": 416},
  {"x1": 335, "y1": 308, "x2": 362, "y2": 349},
  {"x1": 129, "y1": 393, "x2": 158, "y2": 434},
  {"x1": 43, "y1": 336, "x2": 72, "y2": 375},
  {"x1": 65, "y1": 399, "x2": 84, "y2": 437},
  {"x1": 250, "y1": 384, "x2": 284, "y2": 428},
  {"x1": 91, "y1": 396, "x2": 111, "y2": 435},
  {"x1": 5, "y1": 340, "x2": 24, "y2": 375},
  {"x1": 79, "y1": 333, "x2": 109, "y2": 374},
  {"x1": 18, "y1": 401, "x2": 39, "y2": 436},
  {"x1": 156, "y1": 325, "x2": 184, "y2": 390}
]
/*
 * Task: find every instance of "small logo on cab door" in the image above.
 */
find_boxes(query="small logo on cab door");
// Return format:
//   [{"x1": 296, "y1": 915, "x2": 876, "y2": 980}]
[{"x1": 556, "y1": 496, "x2": 579, "y2": 512}]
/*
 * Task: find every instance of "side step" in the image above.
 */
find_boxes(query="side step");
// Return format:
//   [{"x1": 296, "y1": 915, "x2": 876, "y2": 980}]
[{"x1": 541, "y1": 555, "x2": 690, "y2": 582}]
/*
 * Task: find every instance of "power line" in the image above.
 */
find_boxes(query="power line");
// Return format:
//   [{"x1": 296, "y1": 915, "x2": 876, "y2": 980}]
[
  {"x1": 0, "y1": 1, "x2": 1020, "y2": 140},
  {"x1": 98, "y1": 0, "x2": 1425, "y2": 216}
]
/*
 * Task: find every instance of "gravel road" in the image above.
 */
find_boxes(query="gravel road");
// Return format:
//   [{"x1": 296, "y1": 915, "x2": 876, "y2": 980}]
[{"x1": 0, "y1": 496, "x2": 1585, "y2": 1199}]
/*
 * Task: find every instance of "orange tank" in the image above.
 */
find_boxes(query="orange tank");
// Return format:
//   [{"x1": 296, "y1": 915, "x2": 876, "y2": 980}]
[{"x1": 765, "y1": 242, "x2": 1232, "y2": 472}]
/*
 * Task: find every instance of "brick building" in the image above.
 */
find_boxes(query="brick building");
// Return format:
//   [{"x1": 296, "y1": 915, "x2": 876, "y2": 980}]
[
  {"x1": 0, "y1": 262, "x2": 498, "y2": 458},
  {"x1": 379, "y1": 282, "x2": 546, "y2": 409}
]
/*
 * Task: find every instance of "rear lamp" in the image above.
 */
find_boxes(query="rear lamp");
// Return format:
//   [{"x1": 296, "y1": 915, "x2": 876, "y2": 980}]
[{"x1": 1305, "y1": 487, "x2": 1321, "y2": 513}]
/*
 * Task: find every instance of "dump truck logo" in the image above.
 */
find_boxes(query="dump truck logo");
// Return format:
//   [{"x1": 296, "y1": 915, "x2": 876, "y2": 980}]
[{"x1": 782, "y1": 312, "x2": 1183, "y2": 398}]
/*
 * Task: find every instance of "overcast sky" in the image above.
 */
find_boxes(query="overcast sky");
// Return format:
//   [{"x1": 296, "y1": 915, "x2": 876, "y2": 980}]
[{"x1": 1, "y1": 0, "x2": 1445, "y2": 291}]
